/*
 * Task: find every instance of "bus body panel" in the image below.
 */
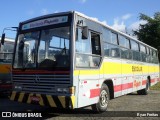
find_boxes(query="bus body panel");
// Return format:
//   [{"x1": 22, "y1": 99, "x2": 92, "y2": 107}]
[{"x1": 10, "y1": 11, "x2": 160, "y2": 109}]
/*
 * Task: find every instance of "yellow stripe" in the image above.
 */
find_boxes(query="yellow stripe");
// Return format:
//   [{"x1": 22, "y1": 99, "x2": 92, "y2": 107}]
[
  {"x1": 27, "y1": 93, "x2": 33, "y2": 104},
  {"x1": 10, "y1": 91, "x2": 16, "y2": 100},
  {"x1": 46, "y1": 95, "x2": 57, "y2": 107},
  {"x1": 18, "y1": 92, "x2": 25, "y2": 102},
  {"x1": 71, "y1": 96, "x2": 75, "y2": 109},
  {"x1": 58, "y1": 96, "x2": 65, "y2": 108},
  {"x1": 74, "y1": 61, "x2": 159, "y2": 75},
  {"x1": 36, "y1": 94, "x2": 44, "y2": 106}
]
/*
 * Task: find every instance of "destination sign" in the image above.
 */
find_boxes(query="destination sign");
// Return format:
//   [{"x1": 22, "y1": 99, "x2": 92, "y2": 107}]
[{"x1": 22, "y1": 16, "x2": 68, "y2": 30}]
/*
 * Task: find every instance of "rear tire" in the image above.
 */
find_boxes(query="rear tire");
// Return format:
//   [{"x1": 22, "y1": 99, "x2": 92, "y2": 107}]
[
  {"x1": 137, "y1": 79, "x2": 149, "y2": 95},
  {"x1": 91, "y1": 84, "x2": 110, "y2": 113}
]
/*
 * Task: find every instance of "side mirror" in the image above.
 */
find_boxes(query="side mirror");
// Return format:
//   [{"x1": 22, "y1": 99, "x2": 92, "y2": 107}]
[
  {"x1": 82, "y1": 26, "x2": 89, "y2": 39},
  {"x1": 1, "y1": 33, "x2": 5, "y2": 45}
]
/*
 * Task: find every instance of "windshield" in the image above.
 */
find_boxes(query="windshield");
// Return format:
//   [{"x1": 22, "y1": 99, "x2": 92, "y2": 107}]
[{"x1": 13, "y1": 27, "x2": 70, "y2": 69}]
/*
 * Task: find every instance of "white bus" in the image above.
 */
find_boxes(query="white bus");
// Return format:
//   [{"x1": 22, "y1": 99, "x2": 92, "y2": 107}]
[{"x1": 9, "y1": 11, "x2": 159, "y2": 112}]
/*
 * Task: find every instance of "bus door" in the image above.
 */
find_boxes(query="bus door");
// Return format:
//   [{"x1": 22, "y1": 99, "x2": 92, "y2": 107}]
[{"x1": 75, "y1": 28, "x2": 102, "y2": 108}]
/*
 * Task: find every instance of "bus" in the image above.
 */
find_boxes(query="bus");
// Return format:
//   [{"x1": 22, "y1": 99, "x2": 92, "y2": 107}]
[
  {"x1": 0, "y1": 37, "x2": 14, "y2": 95},
  {"x1": 9, "y1": 11, "x2": 159, "y2": 112}
]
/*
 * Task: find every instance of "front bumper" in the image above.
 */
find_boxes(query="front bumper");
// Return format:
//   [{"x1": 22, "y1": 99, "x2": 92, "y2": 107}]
[{"x1": 10, "y1": 91, "x2": 75, "y2": 109}]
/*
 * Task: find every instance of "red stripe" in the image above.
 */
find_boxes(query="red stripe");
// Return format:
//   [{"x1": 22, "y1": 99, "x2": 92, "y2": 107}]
[
  {"x1": 114, "y1": 85, "x2": 121, "y2": 92},
  {"x1": 12, "y1": 70, "x2": 70, "y2": 74},
  {"x1": 142, "y1": 80, "x2": 147, "y2": 85},
  {"x1": 151, "y1": 79, "x2": 155, "y2": 83},
  {"x1": 0, "y1": 84, "x2": 12, "y2": 89},
  {"x1": 114, "y1": 78, "x2": 158, "y2": 93},
  {"x1": 90, "y1": 88, "x2": 100, "y2": 98},
  {"x1": 114, "y1": 83, "x2": 133, "y2": 92},
  {"x1": 122, "y1": 83, "x2": 133, "y2": 90}
]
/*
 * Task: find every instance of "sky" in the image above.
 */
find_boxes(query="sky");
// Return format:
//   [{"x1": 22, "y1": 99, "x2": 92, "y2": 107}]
[{"x1": 0, "y1": 0, "x2": 160, "y2": 39}]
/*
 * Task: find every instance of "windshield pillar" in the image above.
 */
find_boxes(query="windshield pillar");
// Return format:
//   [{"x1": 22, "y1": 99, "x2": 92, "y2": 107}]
[{"x1": 45, "y1": 40, "x2": 49, "y2": 59}]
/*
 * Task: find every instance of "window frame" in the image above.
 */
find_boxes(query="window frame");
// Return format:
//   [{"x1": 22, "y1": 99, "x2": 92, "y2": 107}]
[{"x1": 75, "y1": 27, "x2": 102, "y2": 69}]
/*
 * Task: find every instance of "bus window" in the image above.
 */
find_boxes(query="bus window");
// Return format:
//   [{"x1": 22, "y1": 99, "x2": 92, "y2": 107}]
[
  {"x1": 131, "y1": 40, "x2": 139, "y2": 51},
  {"x1": 104, "y1": 43, "x2": 120, "y2": 58},
  {"x1": 103, "y1": 28, "x2": 111, "y2": 43},
  {"x1": 131, "y1": 40, "x2": 141, "y2": 61},
  {"x1": 76, "y1": 28, "x2": 91, "y2": 54},
  {"x1": 14, "y1": 32, "x2": 39, "y2": 68},
  {"x1": 146, "y1": 47, "x2": 149, "y2": 55},
  {"x1": 152, "y1": 50, "x2": 158, "y2": 64},
  {"x1": 111, "y1": 32, "x2": 118, "y2": 45},
  {"x1": 38, "y1": 27, "x2": 70, "y2": 68},
  {"x1": 119, "y1": 35, "x2": 130, "y2": 48},
  {"x1": 104, "y1": 43, "x2": 110, "y2": 56},
  {"x1": 121, "y1": 48, "x2": 132, "y2": 60},
  {"x1": 140, "y1": 44, "x2": 147, "y2": 62}
]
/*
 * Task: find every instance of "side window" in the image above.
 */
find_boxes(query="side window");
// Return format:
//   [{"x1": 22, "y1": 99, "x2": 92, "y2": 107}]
[
  {"x1": 146, "y1": 47, "x2": 149, "y2": 55},
  {"x1": 104, "y1": 43, "x2": 110, "y2": 56},
  {"x1": 149, "y1": 48, "x2": 153, "y2": 63},
  {"x1": 119, "y1": 35, "x2": 125, "y2": 47},
  {"x1": 75, "y1": 28, "x2": 91, "y2": 54},
  {"x1": 131, "y1": 40, "x2": 141, "y2": 61},
  {"x1": 121, "y1": 48, "x2": 132, "y2": 60},
  {"x1": 153, "y1": 50, "x2": 158, "y2": 64},
  {"x1": 103, "y1": 28, "x2": 111, "y2": 43},
  {"x1": 140, "y1": 44, "x2": 147, "y2": 62},
  {"x1": 146, "y1": 47, "x2": 150, "y2": 63},
  {"x1": 155, "y1": 51, "x2": 159, "y2": 64},
  {"x1": 111, "y1": 32, "x2": 118, "y2": 45},
  {"x1": 119, "y1": 35, "x2": 130, "y2": 48},
  {"x1": 131, "y1": 40, "x2": 139, "y2": 51},
  {"x1": 104, "y1": 43, "x2": 120, "y2": 58}
]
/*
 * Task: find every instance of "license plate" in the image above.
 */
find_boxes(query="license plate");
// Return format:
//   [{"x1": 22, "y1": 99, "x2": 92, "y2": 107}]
[{"x1": 30, "y1": 96, "x2": 40, "y2": 102}]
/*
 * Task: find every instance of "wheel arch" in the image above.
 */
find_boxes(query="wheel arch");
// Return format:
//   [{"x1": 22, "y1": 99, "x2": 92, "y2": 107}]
[{"x1": 103, "y1": 79, "x2": 114, "y2": 99}]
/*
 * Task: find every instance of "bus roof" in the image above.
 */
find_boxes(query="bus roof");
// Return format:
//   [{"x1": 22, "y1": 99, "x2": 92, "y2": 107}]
[{"x1": 20, "y1": 11, "x2": 157, "y2": 51}]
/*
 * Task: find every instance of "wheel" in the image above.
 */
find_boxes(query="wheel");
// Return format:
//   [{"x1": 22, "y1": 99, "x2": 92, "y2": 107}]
[
  {"x1": 91, "y1": 84, "x2": 110, "y2": 113},
  {"x1": 137, "y1": 79, "x2": 149, "y2": 95}
]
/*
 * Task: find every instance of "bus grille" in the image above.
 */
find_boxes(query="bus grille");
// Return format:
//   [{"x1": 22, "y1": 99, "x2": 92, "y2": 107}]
[{"x1": 12, "y1": 73, "x2": 70, "y2": 95}]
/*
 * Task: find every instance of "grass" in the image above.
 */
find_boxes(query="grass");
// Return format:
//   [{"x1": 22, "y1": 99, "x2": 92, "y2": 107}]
[{"x1": 150, "y1": 82, "x2": 160, "y2": 90}]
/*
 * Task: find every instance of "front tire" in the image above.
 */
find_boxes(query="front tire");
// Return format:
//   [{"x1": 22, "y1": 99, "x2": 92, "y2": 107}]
[
  {"x1": 91, "y1": 84, "x2": 110, "y2": 113},
  {"x1": 137, "y1": 79, "x2": 149, "y2": 95}
]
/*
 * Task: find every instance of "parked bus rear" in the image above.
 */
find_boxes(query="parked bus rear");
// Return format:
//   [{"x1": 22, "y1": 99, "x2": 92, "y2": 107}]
[{"x1": 0, "y1": 38, "x2": 14, "y2": 95}]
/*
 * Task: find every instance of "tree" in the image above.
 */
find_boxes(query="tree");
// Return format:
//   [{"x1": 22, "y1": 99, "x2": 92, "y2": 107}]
[
  {"x1": 134, "y1": 12, "x2": 160, "y2": 61},
  {"x1": 134, "y1": 12, "x2": 160, "y2": 49}
]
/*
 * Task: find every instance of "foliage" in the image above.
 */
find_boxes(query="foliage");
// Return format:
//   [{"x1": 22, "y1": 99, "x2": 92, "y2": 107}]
[{"x1": 134, "y1": 12, "x2": 160, "y2": 50}]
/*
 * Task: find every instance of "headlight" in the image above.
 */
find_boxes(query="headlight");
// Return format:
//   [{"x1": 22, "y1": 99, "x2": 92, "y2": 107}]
[
  {"x1": 56, "y1": 87, "x2": 69, "y2": 93},
  {"x1": 14, "y1": 85, "x2": 22, "y2": 90}
]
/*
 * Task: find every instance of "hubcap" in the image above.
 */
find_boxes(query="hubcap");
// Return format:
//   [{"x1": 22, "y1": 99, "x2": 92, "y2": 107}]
[{"x1": 100, "y1": 90, "x2": 108, "y2": 107}]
